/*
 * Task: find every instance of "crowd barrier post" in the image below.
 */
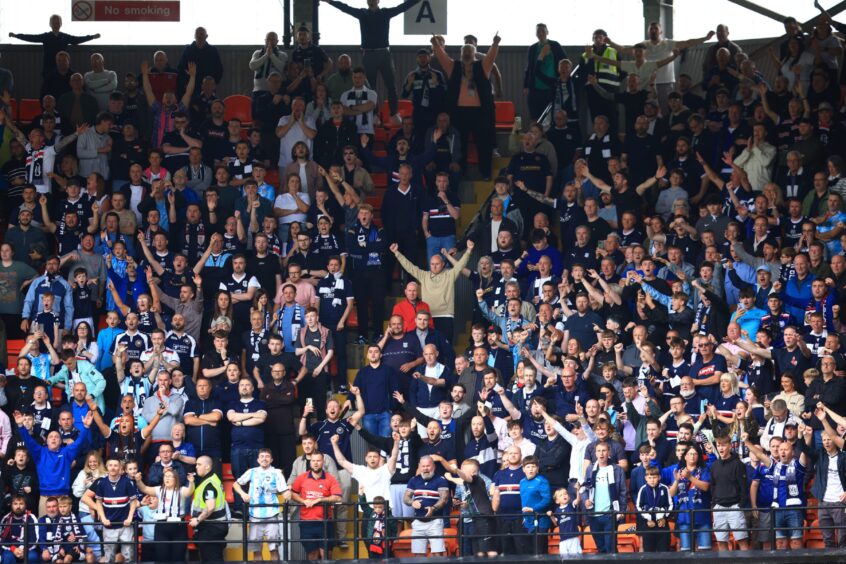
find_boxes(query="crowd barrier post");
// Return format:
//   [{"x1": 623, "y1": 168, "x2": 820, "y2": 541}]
[
  {"x1": 132, "y1": 519, "x2": 139, "y2": 562},
  {"x1": 282, "y1": 502, "x2": 290, "y2": 560},
  {"x1": 242, "y1": 502, "x2": 250, "y2": 562},
  {"x1": 771, "y1": 506, "x2": 778, "y2": 547},
  {"x1": 689, "y1": 506, "x2": 696, "y2": 553},
  {"x1": 322, "y1": 502, "x2": 330, "y2": 557},
  {"x1": 353, "y1": 503, "x2": 360, "y2": 560},
  {"x1": 22, "y1": 521, "x2": 29, "y2": 564}
]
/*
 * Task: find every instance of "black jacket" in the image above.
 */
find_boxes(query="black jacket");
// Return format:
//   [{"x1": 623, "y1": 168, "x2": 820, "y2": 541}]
[
  {"x1": 708, "y1": 453, "x2": 749, "y2": 507},
  {"x1": 811, "y1": 449, "x2": 846, "y2": 501},
  {"x1": 523, "y1": 41, "x2": 568, "y2": 90}
]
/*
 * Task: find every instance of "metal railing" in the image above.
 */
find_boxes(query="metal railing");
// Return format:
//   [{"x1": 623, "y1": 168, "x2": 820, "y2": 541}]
[{"x1": 7, "y1": 501, "x2": 846, "y2": 561}]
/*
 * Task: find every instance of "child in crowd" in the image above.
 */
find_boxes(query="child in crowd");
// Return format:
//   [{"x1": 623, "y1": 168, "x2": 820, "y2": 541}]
[
  {"x1": 635, "y1": 465, "x2": 673, "y2": 552},
  {"x1": 547, "y1": 487, "x2": 581, "y2": 555}
]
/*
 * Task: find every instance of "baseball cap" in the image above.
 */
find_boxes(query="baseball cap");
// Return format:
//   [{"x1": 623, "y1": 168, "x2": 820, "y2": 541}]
[{"x1": 756, "y1": 265, "x2": 771, "y2": 274}]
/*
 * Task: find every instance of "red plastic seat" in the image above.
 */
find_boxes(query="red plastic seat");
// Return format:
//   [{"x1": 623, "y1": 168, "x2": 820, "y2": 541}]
[
  {"x1": 223, "y1": 94, "x2": 253, "y2": 126},
  {"x1": 18, "y1": 99, "x2": 42, "y2": 124},
  {"x1": 6, "y1": 99, "x2": 17, "y2": 123},
  {"x1": 495, "y1": 100, "x2": 516, "y2": 131},
  {"x1": 371, "y1": 172, "x2": 388, "y2": 188}
]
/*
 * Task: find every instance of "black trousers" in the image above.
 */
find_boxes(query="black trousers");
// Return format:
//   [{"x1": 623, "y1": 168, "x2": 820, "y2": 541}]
[
  {"x1": 353, "y1": 268, "x2": 387, "y2": 339},
  {"x1": 452, "y1": 106, "x2": 494, "y2": 178},
  {"x1": 154, "y1": 520, "x2": 188, "y2": 562},
  {"x1": 433, "y1": 317, "x2": 454, "y2": 344},
  {"x1": 527, "y1": 88, "x2": 553, "y2": 121},
  {"x1": 195, "y1": 520, "x2": 228, "y2": 564},
  {"x1": 586, "y1": 86, "x2": 618, "y2": 133},
  {"x1": 297, "y1": 369, "x2": 328, "y2": 416},
  {"x1": 329, "y1": 328, "x2": 347, "y2": 390},
  {"x1": 265, "y1": 431, "x2": 297, "y2": 477},
  {"x1": 497, "y1": 517, "x2": 531, "y2": 555},
  {"x1": 641, "y1": 525, "x2": 671, "y2": 552}
]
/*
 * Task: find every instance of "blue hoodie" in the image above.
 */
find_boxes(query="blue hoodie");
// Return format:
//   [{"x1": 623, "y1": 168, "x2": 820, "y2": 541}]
[{"x1": 19, "y1": 425, "x2": 89, "y2": 496}]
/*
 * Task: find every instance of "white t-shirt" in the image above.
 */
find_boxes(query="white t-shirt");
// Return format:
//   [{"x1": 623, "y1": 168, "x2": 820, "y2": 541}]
[
  {"x1": 274, "y1": 192, "x2": 311, "y2": 225},
  {"x1": 645, "y1": 39, "x2": 677, "y2": 84},
  {"x1": 823, "y1": 454, "x2": 845, "y2": 502},
  {"x1": 351, "y1": 463, "x2": 393, "y2": 502}
]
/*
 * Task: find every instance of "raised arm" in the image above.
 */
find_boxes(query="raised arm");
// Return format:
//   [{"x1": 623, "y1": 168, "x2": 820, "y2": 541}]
[
  {"x1": 431, "y1": 35, "x2": 454, "y2": 77},
  {"x1": 140, "y1": 60, "x2": 156, "y2": 106},
  {"x1": 482, "y1": 33, "x2": 501, "y2": 77},
  {"x1": 180, "y1": 63, "x2": 197, "y2": 108}
]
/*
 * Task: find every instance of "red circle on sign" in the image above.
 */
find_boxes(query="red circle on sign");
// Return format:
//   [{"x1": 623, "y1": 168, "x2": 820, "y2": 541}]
[{"x1": 72, "y1": 0, "x2": 93, "y2": 20}]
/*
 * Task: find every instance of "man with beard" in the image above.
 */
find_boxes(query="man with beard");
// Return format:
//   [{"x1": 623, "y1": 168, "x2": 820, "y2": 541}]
[
  {"x1": 0, "y1": 496, "x2": 39, "y2": 563},
  {"x1": 316, "y1": 256, "x2": 354, "y2": 393},
  {"x1": 378, "y1": 315, "x2": 423, "y2": 397},
  {"x1": 403, "y1": 47, "x2": 445, "y2": 135},
  {"x1": 325, "y1": 54, "x2": 354, "y2": 103},
  {"x1": 403, "y1": 456, "x2": 450, "y2": 556},
  {"x1": 162, "y1": 313, "x2": 199, "y2": 379},
  {"x1": 5, "y1": 208, "x2": 50, "y2": 270},
  {"x1": 314, "y1": 100, "x2": 358, "y2": 168}
]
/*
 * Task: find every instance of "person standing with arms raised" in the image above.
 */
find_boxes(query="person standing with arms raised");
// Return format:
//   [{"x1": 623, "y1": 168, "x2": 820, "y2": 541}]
[
  {"x1": 9, "y1": 14, "x2": 100, "y2": 77},
  {"x1": 320, "y1": 0, "x2": 423, "y2": 125}
]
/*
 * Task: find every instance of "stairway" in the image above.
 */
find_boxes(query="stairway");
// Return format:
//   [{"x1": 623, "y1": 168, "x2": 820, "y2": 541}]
[{"x1": 221, "y1": 158, "x2": 507, "y2": 561}]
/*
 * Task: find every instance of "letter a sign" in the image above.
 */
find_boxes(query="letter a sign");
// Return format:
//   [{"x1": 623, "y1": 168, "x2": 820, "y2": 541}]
[{"x1": 404, "y1": 0, "x2": 447, "y2": 34}]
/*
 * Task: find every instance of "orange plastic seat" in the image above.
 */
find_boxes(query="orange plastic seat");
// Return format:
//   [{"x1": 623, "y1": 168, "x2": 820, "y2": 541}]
[
  {"x1": 378, "y1": 98, "x2": 412, "y2": 123},
  {"x1": 222, "y1": 463, "x2": 234, "y2": 480},
  {"x1": 495, "y1": 101, "x2": 516, "y2": 131},
  {"x1": 390, "y1": 529, "x2": 415, "y2": 558},
  {"x1": 581, "y1": 526, "x2": 598, "y2": 554},
  {"x1": 223, "y1": 94, "x2": 253, "y2": 126},
  {"x1": 547, "y1": 532, "x2": 560, "y2": 555},
  {"x1": 18, "y1": 98, "x2": 42, "y2": 124}
]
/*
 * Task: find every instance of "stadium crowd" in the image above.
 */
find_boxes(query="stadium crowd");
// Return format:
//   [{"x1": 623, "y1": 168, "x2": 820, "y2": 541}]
[{"x1": 0, "y1": 1, "x2": 845, "y2": 561}]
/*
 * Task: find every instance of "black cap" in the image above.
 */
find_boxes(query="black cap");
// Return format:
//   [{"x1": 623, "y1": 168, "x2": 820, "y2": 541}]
[
  {"x1": 796, "y1": 117, "x2": 814, "y2": 126},
  {"x1": 417, "y1": 48, "x2": 431, "y2": 55}
]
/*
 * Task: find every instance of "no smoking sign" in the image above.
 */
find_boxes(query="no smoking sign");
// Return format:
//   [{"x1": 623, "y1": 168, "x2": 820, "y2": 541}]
[{"x1": 72, "y1": 0, "x2": 94, "y2": 20}]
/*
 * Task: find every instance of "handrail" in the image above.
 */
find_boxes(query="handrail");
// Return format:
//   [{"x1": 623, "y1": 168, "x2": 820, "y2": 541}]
[{"x1": 10, "y1": 500, "x2": 842, "y2": 561}]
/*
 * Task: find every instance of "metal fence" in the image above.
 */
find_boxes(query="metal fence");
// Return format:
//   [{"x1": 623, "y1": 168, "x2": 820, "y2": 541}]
[{"x1": 6, "y1": 501, "x2": 844, "y2": 562}]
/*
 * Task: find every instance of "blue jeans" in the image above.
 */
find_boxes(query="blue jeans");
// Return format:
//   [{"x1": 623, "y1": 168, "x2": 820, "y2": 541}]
[
  {"x1": 589, "y1": 514, "x2": 615, "y2": 553},
  {"x1": 231, "y1": 447, "x2": 261, "y2": 512},
  {"x1": 774, "y1": 508, "x2": 804, "y2": 539},
  {"x1": 425, "y1": 235, "x2": 457, "y2": 262},
  {"x1": 678, "y1": 522, "x2": 712, "y2": 550},
  {"x1": 362, "y1": 412, "x2": 392, "y2": 438},
  {"x1": 81, "y1": 512, "x2": 102, "y2": 557}
]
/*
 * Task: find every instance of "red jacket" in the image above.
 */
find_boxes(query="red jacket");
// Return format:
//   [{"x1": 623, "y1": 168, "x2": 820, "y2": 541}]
[{"x1": 391, "y1": 299, "x2": 434, "y2": 333}]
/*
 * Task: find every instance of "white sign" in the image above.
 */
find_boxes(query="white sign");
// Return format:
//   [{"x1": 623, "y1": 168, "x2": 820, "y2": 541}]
[{"x1": 404, "y1": 0, "x2": 447, "y2": 35}]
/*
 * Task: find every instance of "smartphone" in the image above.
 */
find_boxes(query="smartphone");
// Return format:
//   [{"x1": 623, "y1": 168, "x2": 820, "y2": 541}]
[
  {"x1": 306, "y1": 398, "x2": 313, "y2": 408},
  {"x1": 493, "y1": 384, "x2": 503, "y2": 393}
]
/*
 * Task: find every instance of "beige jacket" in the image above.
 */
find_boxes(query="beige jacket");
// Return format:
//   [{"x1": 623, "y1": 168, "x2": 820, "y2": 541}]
[{"x1": 396, "y1": 250, "x2": 471, "y2": 317}]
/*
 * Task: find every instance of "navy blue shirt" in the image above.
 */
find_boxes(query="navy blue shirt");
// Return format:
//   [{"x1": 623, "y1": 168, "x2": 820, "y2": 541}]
[
  {"x1": 309, "y1": 419, "x2": 354, "y2": 463},
  {"x1": 227, "y1": 398, "x2": 267, "y2": 449},
  {"x1": 406, "y1": 474, "x2": 449, "y2": 520},
  {"x1": 182, "y1": 397, "x2": 223, "y2": 456}
]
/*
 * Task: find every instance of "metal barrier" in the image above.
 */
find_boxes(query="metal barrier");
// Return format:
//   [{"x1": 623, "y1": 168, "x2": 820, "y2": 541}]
[{"x1": 7, "y1": 501, "x2": 846, "y2": 561}]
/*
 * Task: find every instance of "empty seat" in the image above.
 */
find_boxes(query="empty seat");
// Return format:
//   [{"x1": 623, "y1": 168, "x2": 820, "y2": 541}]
[
  {"x1": 223, "y1": 94, "x2": 253, "y2": 126},
  {"x1": 18, "y1": 99, "x2": 42, "y2": 124},
  {"x1": 495, "y1": 100, "x2": 516, "y2": 131}
]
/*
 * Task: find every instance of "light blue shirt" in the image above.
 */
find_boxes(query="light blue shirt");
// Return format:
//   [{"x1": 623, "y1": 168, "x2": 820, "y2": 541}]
[{"x1": 237, "y1": 466, "x2": 288, "y2": 519}]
